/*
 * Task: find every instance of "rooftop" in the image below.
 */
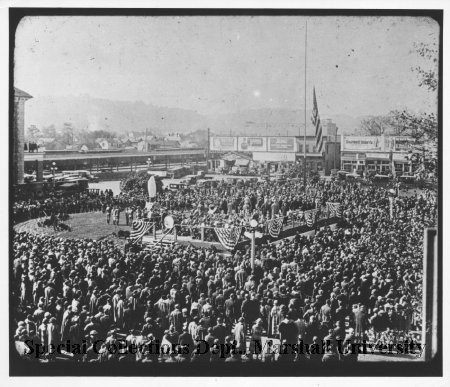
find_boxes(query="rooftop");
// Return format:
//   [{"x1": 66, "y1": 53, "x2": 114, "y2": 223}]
[{"x1": 14, "y1": 87, "x2": 33, "y2": 99}]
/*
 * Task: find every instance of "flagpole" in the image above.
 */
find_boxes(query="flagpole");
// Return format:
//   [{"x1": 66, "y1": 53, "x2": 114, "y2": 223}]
[{"x1": 303, "y1": 20, "x2": 308, "y2": 186}]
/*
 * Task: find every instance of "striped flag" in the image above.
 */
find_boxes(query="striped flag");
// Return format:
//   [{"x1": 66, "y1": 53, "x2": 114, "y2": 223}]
[
  {"x1": 311, "y1": 87, "x2": 324, "y2": 153},
  {"x1": 326, "y1": 202, "x2": 342, "y2": 218},
  {"x1": 130, "y1": 219, "x2": 153, "y2": 242},
  {"x1": 214, "y1": 226, "x2": 242, "y2": 250},
  {"x1": 268, "y1": 217, "x2": 284, "y2": 238},
  {"x1": 304, "y1": 209, "x2": 318, "y2": 227}
]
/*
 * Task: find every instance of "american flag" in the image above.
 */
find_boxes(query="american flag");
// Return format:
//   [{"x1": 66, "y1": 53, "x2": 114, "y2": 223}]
[
  {"x1": 311, "y1": 87, "x2": 324, "y2": 153},
  {"x1": 130, "y1": 219, "x2": 153, "y2": 242},
  {"x1": 326, "y1": 202, "x2": 342, "y2": 218},
  {"x1": 214, "y1": 226, "x2": 242, "y2": 250},
  {"x1": 268, "y1": 217, "x2": 284, "y2": 238},
  {"x1": 304, "y1": 209, "x2": 318, "y2": 227}
]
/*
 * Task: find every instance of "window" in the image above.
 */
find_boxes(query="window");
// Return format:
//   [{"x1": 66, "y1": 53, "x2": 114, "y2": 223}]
[
  {"x1": 305, "y1": 144, "x2": 309, "y2": 153},
  {"x1": 298, "y1": 144, "x2": 303, "y2": 153}
]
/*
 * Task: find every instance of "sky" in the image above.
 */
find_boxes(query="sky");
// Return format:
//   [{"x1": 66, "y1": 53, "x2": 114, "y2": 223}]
[{"x1": 14, "y1": 15, "x2": 439, "y2": 117}]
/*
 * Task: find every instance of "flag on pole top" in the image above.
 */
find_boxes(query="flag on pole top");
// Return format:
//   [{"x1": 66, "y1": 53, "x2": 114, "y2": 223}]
[{"x1": 311, "y1": 87, "x2": 324, "y2": 153}]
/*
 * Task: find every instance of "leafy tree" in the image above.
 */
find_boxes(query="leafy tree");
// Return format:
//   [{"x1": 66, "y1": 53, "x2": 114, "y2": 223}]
[
  {"x1": 359, "y1": 115, "x2": 391, "y2": 136},
  {"x1": 411, "y1": 42, "x2": 438, "y2": 92},
  {"x1": 388, "y1": 42, "x2": 438, "y2": 190},
  {"x1": 26, "y1": 125, "x2": 40, "y2": 142},
  {"x1": 61, "y1": 122, "x2": 74, "y2": 145},
  {"x1": 389, "y1": 109, "x2": 437, "y2": 187},
  {"x1": 120, "y1": 171, "x2": 163, "y2": 199}
]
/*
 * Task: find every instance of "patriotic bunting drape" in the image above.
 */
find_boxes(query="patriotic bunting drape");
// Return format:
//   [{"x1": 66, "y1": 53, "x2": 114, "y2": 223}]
[
  {"x1": 304, "y1": 209, "x2": 318, "y2": 227},
  {"x1": 214, "y1": 227, "x2": 242, "y2": 250},
  {"x1": 130, "y1": 220, "x2": 153, "y2": 242},
  {"x1": 326, "y1": 202, "x2": 342, "y2": 218},
  {"x1": 268, "y1": 217, "x2": 284, "y2": 238}
]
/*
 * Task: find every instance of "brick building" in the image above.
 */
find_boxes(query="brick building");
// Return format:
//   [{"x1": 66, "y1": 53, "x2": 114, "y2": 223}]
[{"x1": 13, "y1": 87, "x2": 32, "y2": 185}]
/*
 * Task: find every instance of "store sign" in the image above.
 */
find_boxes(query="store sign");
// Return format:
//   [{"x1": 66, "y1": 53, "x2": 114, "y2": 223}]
[
  {"x1": 210, "y1": 137, "x2": 238, "y2": 151},
  {"x1": 343, "y1": 136, "x2": 381, "y2": 151},
  {"x1": 392, "y1": 137, "x2": 415, "y2": 151},
  {"x1": 237, "y1": 136, "x2": 267, "y2": 151},
  {"x1": 268, "y1": 137, "x2": 296, "y2": 152}
]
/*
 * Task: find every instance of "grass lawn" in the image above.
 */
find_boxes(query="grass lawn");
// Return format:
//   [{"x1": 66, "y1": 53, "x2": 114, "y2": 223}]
[{"x1": 14, "y1": 212, "x2": 131, "y2": 245}]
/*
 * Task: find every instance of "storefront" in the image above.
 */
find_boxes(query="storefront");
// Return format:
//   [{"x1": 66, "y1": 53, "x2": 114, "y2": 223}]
[
  {"x1": 365, "y1": 152, "x2": 391, "y2": 174},
  {"x1": 392, "y1": 153, "x2": 413, "y2": 175},
  {"x1": 340, "y1": 135, "x2": 416, "y2": 176},
  {"x1": 341, "y1": 152, "x2": 366, "y2": 173}
]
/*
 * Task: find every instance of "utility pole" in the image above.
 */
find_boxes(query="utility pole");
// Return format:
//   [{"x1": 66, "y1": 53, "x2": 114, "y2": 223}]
[
  {"x1": 303, "y1": 20, "x2": 308, "y2": 186},
  {"x1": 207, "y1": 128, "x2": 210, "y2": 171},
  {"x1": 249, "y1": 219, "x2": 258, "y2": 273},
  {"x1": 145, "y1": 127, "x2": 148, "y2": 152}
]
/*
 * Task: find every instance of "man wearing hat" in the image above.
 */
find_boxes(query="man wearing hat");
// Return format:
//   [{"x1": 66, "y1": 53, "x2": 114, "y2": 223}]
[{"x1": 234, "y1": 317, "x2": 246, "y2": 354}]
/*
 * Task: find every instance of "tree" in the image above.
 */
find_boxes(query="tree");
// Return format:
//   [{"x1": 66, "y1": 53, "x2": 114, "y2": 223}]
[
  {"x1": 359, "y1": 115, "x2": 392, "y2": 136},
  {"x1": 26, "y1": 125, "x2": 40, "y2": 142},
  {"x1": 388, "y1": 42, "x2": 439, "y2": 190},
  {"x1": 389, "y1": 109, "x2": 437, "y2": 186},
  {"x1": 42, "y1": 124, "x2": 57, "y2": 138},
  {"x1": 412, "y1": 42, "x2": 438, "y2": 92},
  {"x1": 388, "y1": 110, "x2": 437, "y2": 141},
  {"x1": 120, "y1": 171, "x2": 163, "y2": 199},
  {"x1": 61, "y1": 122, "x2": 74, "y2": 145}
]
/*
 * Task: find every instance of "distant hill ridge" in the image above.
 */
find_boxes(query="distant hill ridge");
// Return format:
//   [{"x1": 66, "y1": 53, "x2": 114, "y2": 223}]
[{"x1": 25, "y1": 94, "x2": 367, "y2": 136}]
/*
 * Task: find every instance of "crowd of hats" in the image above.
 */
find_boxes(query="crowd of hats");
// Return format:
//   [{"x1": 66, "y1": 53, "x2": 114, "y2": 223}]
[{"x1": 12, "y1": 174, "x2": 437, "y2": 363}]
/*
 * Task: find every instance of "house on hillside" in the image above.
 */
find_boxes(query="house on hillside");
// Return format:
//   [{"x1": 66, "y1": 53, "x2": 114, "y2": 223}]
[
  {"x1": 164, "y1": 133, "x2": 182, "y2": 143},
  {"x1": 95, "y1": 138, "x2": 111, "y2": 150},
  {"x1": 79, "y1": 144, "x2": 91, "y2": 152},
  {"x1": 122, "y1": 138, "x2": 139, "y2": 149},
  {"x1": 127, "y1": 132, "x2": 144, "y2": 142}
]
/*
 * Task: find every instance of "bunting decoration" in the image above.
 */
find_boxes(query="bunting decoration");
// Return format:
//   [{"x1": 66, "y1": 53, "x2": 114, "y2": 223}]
[
  {"x1": 214, "y1": 226, "x2": 242, "y2": 250},
  {"x1": 326, "y1": 202, "x2": 342, "y2": 218},
  {"x1": 304, "y1": 209, "x2": 319, "y2": 227},
  {"x1": 268, "y1": 217, "x2": 285, "y2": 238},
  {"x1": 130, "y1": 220, "x2": 153, "y2": 242}
]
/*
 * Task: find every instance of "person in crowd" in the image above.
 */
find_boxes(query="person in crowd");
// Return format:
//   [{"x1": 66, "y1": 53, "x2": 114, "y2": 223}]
[{"x1": 12, "y1": 168, "x2": 435, "y2": 364}]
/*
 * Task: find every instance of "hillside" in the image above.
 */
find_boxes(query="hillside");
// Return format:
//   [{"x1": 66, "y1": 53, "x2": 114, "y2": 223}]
[{"x1": 25, "y1": 95, "x2": 366, "y2": 137}]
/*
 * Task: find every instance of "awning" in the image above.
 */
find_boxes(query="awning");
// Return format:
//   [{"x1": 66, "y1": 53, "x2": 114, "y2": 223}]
[
  {"x1": 59, "y1": 183, "x2": 77, "y2": 188},
  {"x1": 235, "y1": 159, "x2": 250, "y2": 167},
  {"x1": 366, "y1": 152, "x2": 390, "y2": 160},
  {"x1": 392, "y1": 153, "x2": 409, "y2": 162},
  {"x1": 341, "y1": 153, "x2": 356, "y2": 160}
]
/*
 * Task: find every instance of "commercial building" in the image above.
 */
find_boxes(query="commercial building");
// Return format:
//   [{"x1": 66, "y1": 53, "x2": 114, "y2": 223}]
[
  {"x1": 13, "y1": 87, "x2": 32, "y2": 185},
  {"x1": 208, "y1": 119, "x2": 340, "y2": 175},
  {"x1": 340, "y1": 134, "x2": 416, "y2": 175}
]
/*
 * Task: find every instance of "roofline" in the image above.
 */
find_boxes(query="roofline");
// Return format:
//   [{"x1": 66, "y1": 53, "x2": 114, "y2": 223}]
[{"x1": 14, "y1": 87, "x2": 33, "y2": 99}]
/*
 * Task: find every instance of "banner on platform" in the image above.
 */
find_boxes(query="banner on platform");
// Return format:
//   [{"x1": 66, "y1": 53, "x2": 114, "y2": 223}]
[{"x1": 214, "y1": 226, "x2": 242, "y2": 250}]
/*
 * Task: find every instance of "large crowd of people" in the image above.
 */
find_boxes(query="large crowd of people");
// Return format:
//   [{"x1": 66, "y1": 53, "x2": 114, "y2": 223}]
[{"x1": 12, "y1": 168, "x2": 437, "y2": 364}]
